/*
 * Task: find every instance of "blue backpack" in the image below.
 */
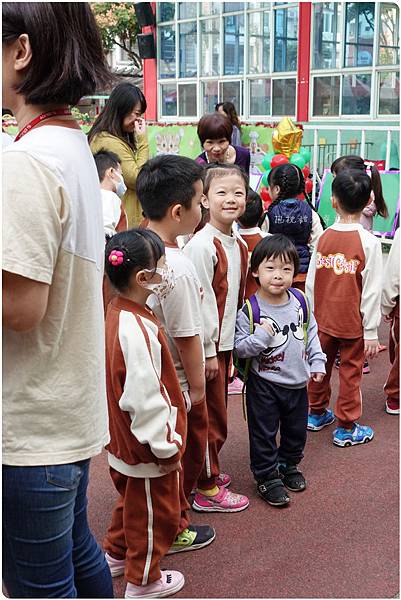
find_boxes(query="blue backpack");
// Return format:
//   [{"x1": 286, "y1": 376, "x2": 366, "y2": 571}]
[{"x1": 234, "y1": 288, "x2": 310, "y2": 385}]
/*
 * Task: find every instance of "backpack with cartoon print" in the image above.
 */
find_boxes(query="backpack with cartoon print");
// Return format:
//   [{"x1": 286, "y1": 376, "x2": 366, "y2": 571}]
[{"x1": 233, "y1": 288, "x2": 310, "y2": 385}]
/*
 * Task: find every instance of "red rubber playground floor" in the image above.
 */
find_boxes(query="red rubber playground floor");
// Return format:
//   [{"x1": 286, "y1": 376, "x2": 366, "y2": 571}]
[{"x1": 88, "y1": 320, "x2": 399, "y2": 599}]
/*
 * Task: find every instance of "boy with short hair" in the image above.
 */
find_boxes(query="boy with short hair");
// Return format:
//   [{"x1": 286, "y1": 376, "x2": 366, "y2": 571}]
[
  {"x1": 94, "y1": 150, "x2": 127, "y2": 237},
  {"x1": 306, "y1": 169, "x2": 383, "y2": 446},
  {"x1": 183, "y1": 163, "x2": 250, "y2": 512},
  {"x1": 235, "y1": 234, "x2": 326, "y2": 506},
  {"x1": 136, "y1": 155, "x2": 215, "y2": 552},
  {"x1": 237, "y1": 189, "x2": 270, "y2": 299}
]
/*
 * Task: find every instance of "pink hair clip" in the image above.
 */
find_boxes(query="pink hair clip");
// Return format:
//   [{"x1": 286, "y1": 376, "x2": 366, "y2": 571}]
[{"x1": 108, "y1": 250, "x2": 124, "y2": 266}]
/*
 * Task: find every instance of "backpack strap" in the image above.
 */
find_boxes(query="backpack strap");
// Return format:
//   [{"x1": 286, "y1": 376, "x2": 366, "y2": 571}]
[
  {"x1": 288, "y1": 287, "x2": 310, "y2": 346},
  {"x1": 240, "y1": 294, "x2": 261, "y2": 421}
]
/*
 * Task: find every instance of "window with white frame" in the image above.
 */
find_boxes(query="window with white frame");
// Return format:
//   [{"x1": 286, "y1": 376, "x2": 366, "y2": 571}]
[
  {"x1": 311, "y1": 2, "x2": 400, "y2": 118},
  {"x1": 156, "y1": 1, "x2": 298, "y2": 120}
]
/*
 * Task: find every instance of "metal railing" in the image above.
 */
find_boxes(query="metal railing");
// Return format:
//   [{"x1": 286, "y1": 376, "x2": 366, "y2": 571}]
[
  {"x1": 302, "y1": 125, "x2": 400, "y2": 206},
  {"x1": 303, "y1": 142, "x2": 373, "y2": 178}
]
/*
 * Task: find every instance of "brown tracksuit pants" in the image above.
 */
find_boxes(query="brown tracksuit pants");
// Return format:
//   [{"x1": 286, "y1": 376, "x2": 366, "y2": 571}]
[
  {"x1": 384, "y1": 303, "x2": 399, "y2": 404},
  {"x1": 104, "y1": 468, "x2": 180, "y2": 586},
  {"x1": 308, "y1": 332, "x2": 365, "y2": 429},
  {"x1": 198, "y1": 351, "x2": 231, "y2": 489}
]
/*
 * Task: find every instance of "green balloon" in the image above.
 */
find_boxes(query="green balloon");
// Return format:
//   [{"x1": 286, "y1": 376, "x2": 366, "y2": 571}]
[
  {"x1": 290, "y1": 153, "x2": 306, "y2": 169},
  {"x1": 299, "y1": 147, "x2": 311, "y2": 163},
  {"x1": 262, "y1": 170, "x2": 271, "y2": 187},
  {"x1": 262, "y1": 153, "x2": 275, "y2": 170}
]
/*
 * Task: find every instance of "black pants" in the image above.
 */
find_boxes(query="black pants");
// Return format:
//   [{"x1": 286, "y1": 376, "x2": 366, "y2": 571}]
[{"x1": 246, "y1": 373, "x2": 308, "y2": 483}]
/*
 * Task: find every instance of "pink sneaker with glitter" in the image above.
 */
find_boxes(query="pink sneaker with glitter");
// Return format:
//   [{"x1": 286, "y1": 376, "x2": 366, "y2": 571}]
[
  {"x1": 216, "y1": 472, "x2": 232, "y2": 488},
  {"x1": 125, "y1": 571, "x2": 184, "y2": 598},
  {"x1": 192, "y1": 486, "x2": 249, "y2": 513},
  {"x1": 228, "y1": 377, "x2": 244, "y2": 395},
  {"x1": 105, "y1": 552, "x2": 125, "y2": 577}
]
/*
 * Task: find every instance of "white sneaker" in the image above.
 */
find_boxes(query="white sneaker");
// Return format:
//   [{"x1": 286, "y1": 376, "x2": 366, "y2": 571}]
[
  {"x1": 105, "y1": 552, "x2": 125, "y2": 577},
  {"x1": 125, "y1": 571, "x2": 185, "y2": 598}
]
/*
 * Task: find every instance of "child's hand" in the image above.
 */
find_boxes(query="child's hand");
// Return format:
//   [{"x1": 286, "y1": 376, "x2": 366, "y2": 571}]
[
  {"x1": 189, "y1": 387, "x2": 206, "y2": 406},
  {"x1": 159, "y1": 460, "x2": 181, "y2": 474},
  {"x1": 310, "y1": 372, "x2": 325, "y2": 383},
  {"x1": 134, "y1": 118, "x2": 147, "y2": 135},
  {"x1": 383, "y1": 314, "x2": 393, "y2": 323},
  {"x1": 364, "y1": 338, "x2": 379, "y2": 359},
  {"x1": 205, "y1": 356, "x2": 219, "y2": 381},
  {"x1": 258, "y1": 320, "x2": 274, "y2": 336}
]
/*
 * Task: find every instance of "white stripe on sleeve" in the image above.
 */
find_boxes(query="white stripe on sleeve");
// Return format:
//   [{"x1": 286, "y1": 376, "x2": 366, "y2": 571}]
[{"x1": 118, "y1": 311, "x2": 182, "y2": 459}]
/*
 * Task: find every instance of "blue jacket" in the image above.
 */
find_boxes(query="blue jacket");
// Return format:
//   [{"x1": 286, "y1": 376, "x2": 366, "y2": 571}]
[{"x1": 267, "y1": 198, "x2": 313, "y2": 273}]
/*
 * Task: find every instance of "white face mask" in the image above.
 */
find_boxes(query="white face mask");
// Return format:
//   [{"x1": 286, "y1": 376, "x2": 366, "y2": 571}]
[
  {"x1": 142, "y1": 265, "x2": 175, "y2": 300},
  {"x1": 113, "y1": 172, "x2": 127, "y2": 198}
]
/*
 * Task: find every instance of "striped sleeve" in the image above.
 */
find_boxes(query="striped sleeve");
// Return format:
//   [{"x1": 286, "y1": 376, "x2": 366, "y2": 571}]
[
  {"x1": 118, "y1": 310, "x2": 182, "y2": 463},
  {"x1": 184, "y1": 237, "x2": 219, "y2": 358},
  {"x1": 382, "y1": 229, "x2": 400, "y2": 315},
  {"x1": 359, "y1": 228, "x2": 383, "y2": 339}
]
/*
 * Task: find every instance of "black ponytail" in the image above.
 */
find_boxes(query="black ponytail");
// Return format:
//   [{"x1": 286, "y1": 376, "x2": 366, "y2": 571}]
[{"x1": 331, "y1": 155, "x2": 388, "y2": 218}]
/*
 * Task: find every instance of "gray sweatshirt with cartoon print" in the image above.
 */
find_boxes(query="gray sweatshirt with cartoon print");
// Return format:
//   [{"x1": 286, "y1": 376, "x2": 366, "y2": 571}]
[{"x1": 234, "y1": 291, "x2": 326, "y2": 389}]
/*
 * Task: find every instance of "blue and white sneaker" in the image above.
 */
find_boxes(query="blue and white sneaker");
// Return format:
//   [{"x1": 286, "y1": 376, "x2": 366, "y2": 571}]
[
  {"x1": 307, "y1": 409, "x2": 335, "y2": 431},
  {"x1": 332, "y1": 423, "x2": 374, "y2": 447}
]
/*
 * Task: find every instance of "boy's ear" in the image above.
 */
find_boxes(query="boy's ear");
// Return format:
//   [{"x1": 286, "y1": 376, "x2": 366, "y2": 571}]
[
  {"x1": 201, "y1": 194, "x2": 209, "y2": 209},
  {"x1": 170, "y1": 203, "x2": 183, "y2": 222},
  {"x1": 331, "y1": 195, "x2": 338, "y2": 209},
  {"x1": 104, "y1": 166, "x2": 113, "y2": 180}
]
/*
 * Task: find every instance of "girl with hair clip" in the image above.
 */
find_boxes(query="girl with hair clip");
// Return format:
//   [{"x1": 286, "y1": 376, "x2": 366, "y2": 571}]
[
  {"x1": 264, "y1": 163, "x2": 324, "y2": 291},
  {"x1": 331, "y1": 155, "x2": 388, "y2": 233},
  {"x1": 103, "y1": 228, "x2": 187, "y2": 598}
]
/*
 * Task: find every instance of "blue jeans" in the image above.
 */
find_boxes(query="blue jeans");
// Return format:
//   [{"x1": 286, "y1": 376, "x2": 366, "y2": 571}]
[{"x1": 3, "y1": 459, "x2": 114, "y2": 598}]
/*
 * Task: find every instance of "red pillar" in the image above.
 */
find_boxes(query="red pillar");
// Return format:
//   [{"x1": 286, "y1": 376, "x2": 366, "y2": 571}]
[
  {"x1": 142, "y1": 2, "x2": 157, "y2": 121},
  {"x1": 296, "y1": 2, "x2": 312, "y2": 122}
]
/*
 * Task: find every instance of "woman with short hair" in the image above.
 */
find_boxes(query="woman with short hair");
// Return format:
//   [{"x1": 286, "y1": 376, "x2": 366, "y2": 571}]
[
  {"x1": 196, "y1": 112, "x2": 250, "y2": 174},
  {"x1": 2, "y1": 3, "x2": 114, "y2": 596},
  {"x1": 88, "y1": 82, "x2": 149, "y2": 227}
]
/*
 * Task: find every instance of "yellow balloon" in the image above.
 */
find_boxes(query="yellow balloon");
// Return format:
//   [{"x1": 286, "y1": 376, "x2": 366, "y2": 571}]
[{"x1": 272, "y1": 117, "x2": 303, "y2": 158}]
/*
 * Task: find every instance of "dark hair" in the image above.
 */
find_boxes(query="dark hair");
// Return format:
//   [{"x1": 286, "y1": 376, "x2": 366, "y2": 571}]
[
  {"x1": 203, "y1": 162, "x2": 249, "y2": 196},
  {"x1": 238, "y1": 190, "x2": 263, "y2": 228},
  {"x1": 2, "y1": 3, "x2": 113, "y2": 106},
  {"x1": 94, "y1": 150, "x2": 121, "y2": 182},
  {"x1": 268, "y1": 162, "x2": 326, "y2": 229},
  {"x1": 331, "y1": 155, "x2": 388, "y2": 218},
  {"x1": 197, "y1": 113, "x2": 233, "y2": 147},
  {"x1": 88, "y1": 82, "x2": 147, "y2": 152},
  {"x1": 332, "y1": 169, "x2": 372, "y2": 214},
  {"x1": 105, "y1": 228, "x2": 164, "y2": 292},
  {"x1": 217, "y1": 101, "x2": 241, "y2": 132},
  {"x1": 251, "y1": 234, "x2": 300, "y2": 285},
  {"x1": 268, "y1": 163, "x2": 305, "y2": 201},
  {"x1": 136, "y1": 155, "x2": 204, "y2": 221}
]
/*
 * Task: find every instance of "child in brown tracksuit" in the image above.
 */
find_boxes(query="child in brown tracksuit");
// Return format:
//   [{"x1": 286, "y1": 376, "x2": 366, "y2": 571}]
[
  {"x1": 306, "y1": 169, "x2": 382, "y2": 447},
  {"x1": 184, "y1": 163, "x2": 250, "y2": 512},
  {"x1": 103, "y1": 228, "x2": 187, "y2": 599},
  {"x1": 382, "y1": 228, "x2": 399, "y2": 414},
  {"x1": 237, "y1": 189, "x2": 270, "y2": 299}
]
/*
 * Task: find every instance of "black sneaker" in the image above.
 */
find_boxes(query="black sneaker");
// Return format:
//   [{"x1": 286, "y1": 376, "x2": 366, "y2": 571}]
[
  {"x1": 167, "y1": 524, "x2": 216, "y2": 554},
  {"x1": 257, "y1": 472, "x2": 290, "y2": 507},
  {"x1": 278, "y1": 463, "x2": 307, "y2": 492}
]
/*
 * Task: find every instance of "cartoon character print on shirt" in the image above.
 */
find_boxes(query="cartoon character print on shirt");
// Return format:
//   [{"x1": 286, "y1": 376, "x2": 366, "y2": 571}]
[{"x1": 258, "y1": 307, "x2": 306, "y2": 373}]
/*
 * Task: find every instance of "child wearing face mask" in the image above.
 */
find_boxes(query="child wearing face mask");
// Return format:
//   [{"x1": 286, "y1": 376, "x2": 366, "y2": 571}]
[
  {"x1": 103, "y1": 229, "x2": 187, "y2": 599},
  {"x1": 94, "y1": 150, "x2": 128, "y2": 238}
]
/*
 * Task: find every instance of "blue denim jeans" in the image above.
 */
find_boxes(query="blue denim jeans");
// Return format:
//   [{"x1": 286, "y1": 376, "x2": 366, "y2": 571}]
[{"x1": 3, "y1": 459, "x2": 114, "y2": 598}]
